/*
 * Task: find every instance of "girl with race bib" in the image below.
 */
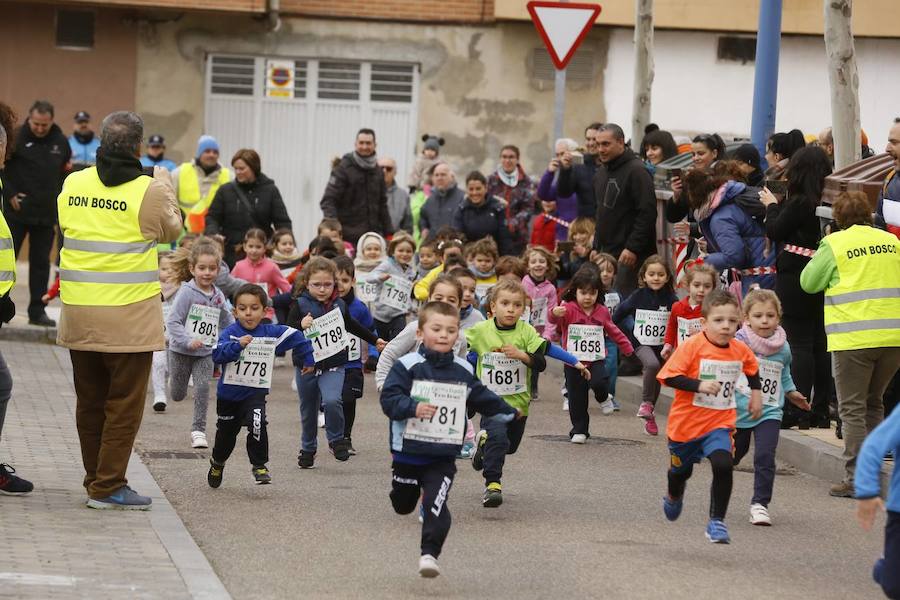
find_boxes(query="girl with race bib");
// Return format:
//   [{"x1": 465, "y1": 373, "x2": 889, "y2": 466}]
[
  {"x1": 733, "y1": 289, "x2": 809, "y2": 526},
  {"x1": 231, "y1": 228, "x2": 291, "y2": 322},
  {"x1": 549, "y1": 265, "x2": 633, "y2": 443},
  {"x1": 151, "y1": 252, "x2": 181, "y2": 413},
  {"x1": 365, "y1": 232, "x2": 417, "y2": 341},
  {"x1": 662, "y1": 262, "x2": 718, "y2": 360},
  {"x1": 167, "y1": 241, "x2": 235, "y2": 449},
  {"x1": 613, "y1": 255, "x2": 678, "y2": 436},
  {"x1": 522, "y1": 245, "x2": 559, "y2": 402},
  {"x1": 594, "y1": 252, "x2": 622, "y2": 411},
  {"x1": 288, "y1": 257, "x2": 386, "y2": 468}
]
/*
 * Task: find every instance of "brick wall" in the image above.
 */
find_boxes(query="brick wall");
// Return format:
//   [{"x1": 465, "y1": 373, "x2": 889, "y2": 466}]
[
  {"x1": 280, "y1": 0, "x2": 495, "y2": 23},
  {"x1": 18, "y1": 0, "x2": 266, "y2": 12}
]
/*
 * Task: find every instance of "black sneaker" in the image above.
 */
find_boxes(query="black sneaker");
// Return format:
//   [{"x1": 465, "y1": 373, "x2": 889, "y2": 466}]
[
  {"x1": 207, "y1": 461, "x2": 224, "y2": 488},
  {"x1": 471, "y1": 430, "x2": 488, "y2": 471},
  {"x1": 346, "y1": 438, "x2": 358, "y2": 456},
  {"x1": 482, "y1": 482, "x2": 502, "y2": 507},
  {"x1": 330, "y1": 439, "x2": 351, "y2": 462},
  {"x1": 252, "y1": 465, "x2": 271, "y2": 484},
  {"x1": 28, "y1": 314, "x2": 56, "y2": 327},
  {"x1": 0, "y1": 463, "x2": 33, "y2": 495},
  {"x1": 152, "y1": 399, "x2": 166, "y2": 413},
  {"x1": 297, "y1": 450, "x2": 316, "y2": 469}
]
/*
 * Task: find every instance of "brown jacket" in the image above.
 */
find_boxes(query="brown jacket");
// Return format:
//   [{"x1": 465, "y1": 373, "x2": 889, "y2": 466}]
[{"x1": 57, "y1": 166, "x2": 182, "y2": 352}]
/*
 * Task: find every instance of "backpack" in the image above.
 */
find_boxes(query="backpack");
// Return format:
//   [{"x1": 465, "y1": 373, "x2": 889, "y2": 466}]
[{"x1": 731, "y1": 186, "x2": 767, "y2": 229}]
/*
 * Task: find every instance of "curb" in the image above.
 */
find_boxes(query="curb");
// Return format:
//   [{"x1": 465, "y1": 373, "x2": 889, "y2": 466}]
[{"x1": 0, "y1": 323, "x2": 57, "y2": 343}]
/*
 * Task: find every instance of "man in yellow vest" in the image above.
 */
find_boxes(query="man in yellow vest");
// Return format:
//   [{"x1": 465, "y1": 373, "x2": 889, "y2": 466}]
[
  {"x1": 171, "y1": 135, "x2": 231, "y2": 234},
  {"x1": 57, "y1": 111, "x2": 182, "y2": 510},
  {"x1": 0, "y1": 105, "x2": 33, "y2": 495},
  {"x1": 801, "y1": 191, "x2": 900, "y2": 498}
]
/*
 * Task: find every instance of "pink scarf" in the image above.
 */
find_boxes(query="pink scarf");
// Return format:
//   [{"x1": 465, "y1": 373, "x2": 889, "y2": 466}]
[
  {"x1": 735, "y1": 324, "x2": 786, "y2": 357},
  {"x1": 693, "y1": 183, "x2": 728, "y2": 223}
]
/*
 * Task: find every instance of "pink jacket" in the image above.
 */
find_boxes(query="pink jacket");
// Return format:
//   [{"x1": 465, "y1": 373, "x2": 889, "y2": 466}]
[
  {"x1": 522, "y1": 275, "x2": 559, "y2": 340},
  {"x1": 231, "y1": 257, "x2": 291, "y2": 297},
  {"x1": 548, "y1": 300, "x2": 634, "y2": 359}
]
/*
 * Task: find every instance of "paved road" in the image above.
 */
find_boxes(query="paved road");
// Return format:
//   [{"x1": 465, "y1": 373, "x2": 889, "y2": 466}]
[{"x1": 135, "y1": 360, "x2": 885, "y2": 600}]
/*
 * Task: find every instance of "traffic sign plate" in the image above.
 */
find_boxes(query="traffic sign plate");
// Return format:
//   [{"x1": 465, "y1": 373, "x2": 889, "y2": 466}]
[{"x1": 527, "y1": 1, "x2": 602, "y2": 70}]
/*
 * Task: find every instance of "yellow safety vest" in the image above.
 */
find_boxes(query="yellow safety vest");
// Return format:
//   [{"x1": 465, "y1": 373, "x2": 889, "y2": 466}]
[
  {"x1": 822, "y1": 224, "x2": 900, "y2": 351},
  {"x1": 0, "y1": 182, "x2": 15, "y2": 296},
  {"x1": 57, "y1": 167, "x2": 160, "y2": 306},
  {"x1": 177, "y1": 163, "x2": 230, "y2": 233}
]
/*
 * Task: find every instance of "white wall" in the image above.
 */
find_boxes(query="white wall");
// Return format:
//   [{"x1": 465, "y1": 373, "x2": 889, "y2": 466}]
[{"x1": 602, "y1": 28, "x2": 900, "y2": 151}]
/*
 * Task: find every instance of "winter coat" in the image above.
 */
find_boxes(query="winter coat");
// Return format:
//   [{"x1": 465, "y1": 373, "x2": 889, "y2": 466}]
[
  {"x1": 205, "y1": 173, "x2": 292, "y2": 266},
  {"x1": 548, "y1": 300, "x2": 634, "y2": 361},
  {"x1": 419, "y1": 184, "x2": 464, "y2": 239},
  {"x1": 877, "y1": 169, "x2": 900, "y2": 238},
  {"x1": 140, "y1": 155, "x2": 177, "y2": 172},
  {"x1": 166, "y1": 280, "x2": 235, "y2": 357},
  {"x1": 320, "y1": 153, "x2": 393, "y2": 244},
  {"x1": 486, "y1": 166, "x2": 537, "y2": 256},
  {"x1": 1, "y1": 122, "x2": 71, "y2": 226},
  {"x1": 68, "y1": 133, "x2": 100, "y2": 168},
  {"x1": 365, "y1": 257, "x2": 417, "y2": 322},
  {"x1": 537, "y1": 170, "x2": 578, "y2": 241},
  {"x1": 765, "y1": 194, "x2": 822, "y2": 318},
  {"x1": 522, "y1": 275, "x2": 558, "y2": 340},
  {"x1": 452, "y1": 197, "x2": 511, "y2": 254},
  {"x1": 555, "y1": 156, "x2": 600, "y2": 219},
  {"x1": 386, "y1": 183, "x2": 413, "y2": 233},
  {"x1": 698, "y1": 181, "x2": 775, "y2": 293},
  {"x1": 286, "y1": 290, "x2": 379, "y2": 370}
]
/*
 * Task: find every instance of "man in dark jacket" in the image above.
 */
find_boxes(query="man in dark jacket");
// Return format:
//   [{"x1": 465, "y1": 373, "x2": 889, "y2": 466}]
[
  {"x1": 0, "y1": 100, "x2": 71, "y2": 326},
  {"x1": 453, "y1": 188, "x2": 511, "y2": 255},
  {"x1": 205, "y1": 148, "x2": 292, "y2": 267},
  {"x1": 320, "y1": 128, "x2": 393, "y2": 245},
  {"x1": 563, "y1": 123, "x2": 657, "y2": 295},
  {"x1": 419, "y1": 163, "x2": 464, "y2": 241},
  {"x1": 557, "y1": 122, "x2": 603, "y2": 218}
]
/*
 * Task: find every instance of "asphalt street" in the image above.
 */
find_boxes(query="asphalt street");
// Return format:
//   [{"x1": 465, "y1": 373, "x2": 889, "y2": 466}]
[{"x1": 135, "y1": 361, "x2": 885, "y2": 600}]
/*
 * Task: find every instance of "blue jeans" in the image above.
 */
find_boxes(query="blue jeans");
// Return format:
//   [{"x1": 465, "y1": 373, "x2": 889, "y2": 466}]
[
  {"x1": 297, "y1": 367, "x2": 346, "y2": 453},
  {"x1": 604, "y1": 339, "x2": 619, "y2": 396}
]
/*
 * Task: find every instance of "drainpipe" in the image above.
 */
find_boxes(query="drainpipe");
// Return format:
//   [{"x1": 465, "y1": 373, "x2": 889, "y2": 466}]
[{"x1": 266, "y1": 0, "x2": 281, "y2": 32}]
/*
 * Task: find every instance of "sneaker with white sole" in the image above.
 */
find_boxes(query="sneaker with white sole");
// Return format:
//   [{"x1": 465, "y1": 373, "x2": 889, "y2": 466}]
[
  {"x1": 87, "y1": 485, "x2": 152, "y2": 511},
  {"x1": 749, "y1": 503, "x2": 771, "y2": 526},
  {"x1": 610, "y1": 395, "x2": 620, "y2": 411},
  {"x1": 152, "y1": 397, "x2": 167, "y2": 413},
  {"x1": 599, "y1": 398, "x2": 615, "y2": 415},
  {"x1": 191, "y1": 431, "x2": 208, "y2": 448},
  {"x1": 571, "y1": 433, "x2": 587, "y2": 444},
  {"x1": 418, "y1": 554, "x2": 440, "y2": 578},
  {"x1": 637, "y1": 401, "x2": 654, "y2": 418},
  {"x1": 705, "y1": 518, "x2": 731, "y2": 544},
  {"x1": 317, "y1": 411, "x2": 326, "y2": 428},
  {"x1": 291, "y1": 377, "x2": 298, "y2": 392},
  {"x1": 562, "y1": 399, "x2": 569, "y2": 411}
]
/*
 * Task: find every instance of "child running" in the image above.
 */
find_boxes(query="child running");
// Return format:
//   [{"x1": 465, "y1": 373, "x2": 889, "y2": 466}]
[
  {"x1": 613, "y1": 255, "x2": 678, "y2": 436},
  {"x1": 380, "y1": 301, "x2": 519, "y2": 578},
  {"x1": 152, "y1": 252, "x2": 181, "y2": 412},
  {"x1": 595, "y1": 252, "x2": 621, "y2": 411},
  {"x1": 231, "y1": 228, "x2": 291, "y2": 308},
  {"x1": 288, "y1": 257, "x2": 386, "y2": 467},
  {"x1": 415, "y1": 238, "x2": 441, "y2": 280},
  {"x1": 549, "y1": 265, "x2": 633, "y2": 442},
  {"x1": 662, "y1": 262, "x2": 718, "y2": 360},
  {"x1": 467, "y1": 237, "x2": 499, "y2": 303},
  {"x1": 468, "y1": 279, "x2": 590, "y2": 505},
  {"x1": 167, "y1": 241, "x2": 235, "y2": 448},
  {"x1": 366, "y1": 232, "x2": 417, "y2": 341},
  {"x1": 208, "y1": 284, "x2": 308, "y2": 487},
  {"x1": 656, "y1": 289, "x2": 762, "y2": 544},
  {"x1": 733, "y1": 289, "x2": 809, "y2": 525},
  {"x1": 522, "y1": 245, "x2": 559, "y2": 402},
  {"x1": 271, "y1": 229, "x2": 304, "y2": 277}
]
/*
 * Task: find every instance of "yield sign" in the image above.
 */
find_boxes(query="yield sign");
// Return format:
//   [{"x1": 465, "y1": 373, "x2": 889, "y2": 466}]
[{"x1": 527, "y1": 1, "x2": 602, "y2": 70}]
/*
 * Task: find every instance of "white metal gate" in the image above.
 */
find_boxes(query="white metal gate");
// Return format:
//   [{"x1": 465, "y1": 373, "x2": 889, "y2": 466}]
[{"x1": 204, "y1": 55, "x2": 420, "y2": 246}]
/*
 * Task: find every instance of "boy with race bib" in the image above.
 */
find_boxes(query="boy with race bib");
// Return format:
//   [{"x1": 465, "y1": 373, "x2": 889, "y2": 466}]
[
  {"x1": 364, "y1": 232, "x2": 417, "y2": 341},
  {"x1": 661, "y1": 262, "x2": 717, "y2": 360},
  {"x1": 613, "y1": 255, "x2": 678, "y2": 436},
  {"x1": 288, "y1": 257, "x2": 386, "y2": 467},
  {"x1": 656, "y1": 289, "x2": 763, "y2": 544},
  {"x1": 380, "y1": 301, "x2": 520, "y2": 578},
  {"x1": 733, "y1": 289, "x2": 809, "y2": 526},
  {"x1": 207, "y1": 284, "x2": 308, "y2": 487}
]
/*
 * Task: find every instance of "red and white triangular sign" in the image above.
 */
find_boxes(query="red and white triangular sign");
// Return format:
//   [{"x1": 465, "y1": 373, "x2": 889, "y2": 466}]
[{"x1": 527, "y1": 1, "x2": 602, "y2": 70}]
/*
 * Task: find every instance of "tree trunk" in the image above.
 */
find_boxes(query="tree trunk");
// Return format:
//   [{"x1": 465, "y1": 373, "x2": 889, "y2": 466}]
[
  {"x1": 632, "y1": 0, "x2": 654, "y2": 149},
  {"x1": 824, "y1": 0, "x2": 861, "y2": 169}
]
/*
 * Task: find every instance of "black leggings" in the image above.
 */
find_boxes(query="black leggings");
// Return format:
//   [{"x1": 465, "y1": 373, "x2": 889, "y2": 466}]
[
  {"x1": 341, "y1": 368, "x2": 364, "y2": 440},
  {"x1": 390, "y1": 459, "x2": 457, "y2": 558},
  {"x1": 667, "y1": 449, "x2": 733, "y2": 520}
]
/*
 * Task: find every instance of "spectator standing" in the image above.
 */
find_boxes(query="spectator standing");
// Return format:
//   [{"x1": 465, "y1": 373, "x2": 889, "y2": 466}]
[
  {"x1": 379, "y1": 156, "x2": 412, "y2": 233},
  {"x1": 320, "y1": 128, "x2": 393, "y2": 245},
  {"x1": 0, "y1": 100, "x2": 71, "y2": 327},
  {"x1": 172, "y1": 135, "x2": 232, "y2": 234},
  {"x1": 536, "y1": 138, "x2": 579, "y2": 242},
  {"x1": 764, "y1": 130, "x2": 805, "y2": 180},
  {"x1": 204, "y1": 149, "x2": 292, "y2": 267},
  {"x1": 486, "y1": 145, "x2": 537, "y2": 256},
  {"x1": 419, "y1": 163, "x2": 463, "y2": 241},
  {"x1": 729, "y1": 144, "x2": 765, "y2": 187},
  {"x1": 877, "y1": 119, "x2": 900, "y2": 238},
  {"x1": 56, "y1": 111, "x2": 182, "y2": 509},
  {"x1": 68, "y1": 111, "x2": 100, "y2": 171},
  {"x1": 453, "y1": 171, "x2": 511, "y2": 255},
  {"x1": 555, "y1": 122, "x2": 604, "y2": 219},
  {"x1": 140, "y1": 134, "x2": 177, "y2": 172},
  {"x1": 641, "y1": 129, "x2": 678, "y2": 174},
  {"x1": 800, "y1": 191, "x2": 900, "y2": 498}
]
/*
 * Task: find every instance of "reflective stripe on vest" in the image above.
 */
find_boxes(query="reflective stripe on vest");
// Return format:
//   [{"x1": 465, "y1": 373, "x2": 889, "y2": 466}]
[
  {"x1": 177, "y1": 164, "x2": 230, "y2": 233},
  {"x1": 822, "y1": 225, "x2": 900, "y2": 351},
  {"x1": 57, "y1": 167, "x2": 160, "y2": 306},
  {"x1": 0, "y1": 182, "x2": 16, "y2": 297}
]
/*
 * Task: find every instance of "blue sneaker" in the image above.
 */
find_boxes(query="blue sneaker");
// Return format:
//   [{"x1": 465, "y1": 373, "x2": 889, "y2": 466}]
[
  {"x1": 457, "y1": 441, "x2": 475, "y2": 460},
  {"x1": 873, "y1": 557, "x2": 884, "y2": 585},
  {"x1": 705, "y1": 518, "x2": 730, "y2": 544},
  {"x1": 87, "y1": 486, "x2": 152, "y2": 511},
  {"x1": 610, "y1": 396, "x2": 621, "y2": 411},
  {"x1": 663, "y1": 495, "x2": 683, "y2": 521}
]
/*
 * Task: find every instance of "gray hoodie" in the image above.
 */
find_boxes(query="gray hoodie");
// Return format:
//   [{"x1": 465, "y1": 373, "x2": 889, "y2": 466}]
[
  {"x1": 365, "y1": 257, "x2": 417, "y2": 322},
  {"x1": 166, "y1": 279, "x2": 235, "y2": 356}
]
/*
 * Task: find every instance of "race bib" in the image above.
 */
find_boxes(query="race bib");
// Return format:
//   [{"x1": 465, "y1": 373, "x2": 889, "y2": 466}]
[
  {"x1": 693, "y1": 359, "x2": 742, "y2": 410},
  {"x1": 403, "y1": 380, "x2": 468, "y2": 445},
  {"x1": 356, "y1": 281, "x2": 378, "y2": 303},
  {"x1": 347, "y1": 335, "x2": 361, "y2": 362},
  {"x1": 475, "y1": 283, "x2": 494, "y2": 301},
  {"x1": 529, "y1": 297, "x2": 549, "y2": 327},
  {"x1": 306, "y1": 308, "x2": 347, "y2": 363},
  {"x1": 187, "y1": 304, "x2": 220, "y2": 347},
  {"x1": 677, "y1": 317, "x2": 703, "y2": 343},
  {"x1": 634, "y1": 309, "x2": 669, "y2": 346},
  {"x1": 379, "y1": 275, "x2": 413, "y2": 312},
  {"x1": 567, "y1": 324, "x2": 606, "y2": 361},
  {"x1": 223, "y1": 337, "x2": 276, "y2": 389},
  {"x1": 604, "y1": 292, "x2": 620, "y2": 312},
  {"x1": 738, "y1": 358, "x2": 783, "y2": 407},
  {"x1": 481, "y1": 352, "x2": 527, "y2": 396}
]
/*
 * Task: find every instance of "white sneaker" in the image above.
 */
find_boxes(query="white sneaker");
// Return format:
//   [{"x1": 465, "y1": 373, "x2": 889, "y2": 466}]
[
  {"x1": 291, "y1": 377, "x2": 298, "y2": 392},
  {"x1": 599, "y1": 398, "x2": 615, "y2": 416},
  {"x1": 191, "y1": 431, "x2": 208, "y2": 448},
  {"x1": 749, "y1": 503, "x2": 771, "y2": 526},
  {"x1": 317, "y1": 411, "x2": 325, "y2": 428},
  {"x1": 152, "y1": 396, "x2": 167, "y2": 413},
  {"x1": 562, "y1": 399, "x2": 569, "y2": 411},
  {"x1": 418, "y1": 554, "x2": 440, "y2": 578},
  {"x1": 188, "y1": 375, "x2": 194, "y2": 387},
  {"x1": 571, "y1": 434, "x2": 587, "y2": 444}
]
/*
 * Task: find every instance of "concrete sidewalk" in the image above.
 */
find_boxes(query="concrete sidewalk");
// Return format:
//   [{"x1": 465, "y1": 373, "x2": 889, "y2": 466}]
[{"x1": 0, "y1": 341, "x2": 230, "y2": 600}]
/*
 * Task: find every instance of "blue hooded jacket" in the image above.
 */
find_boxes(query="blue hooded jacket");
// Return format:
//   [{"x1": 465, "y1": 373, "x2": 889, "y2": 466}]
[{"x1": 698, "y1": 181, "x2": 775, "y2": 294}]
